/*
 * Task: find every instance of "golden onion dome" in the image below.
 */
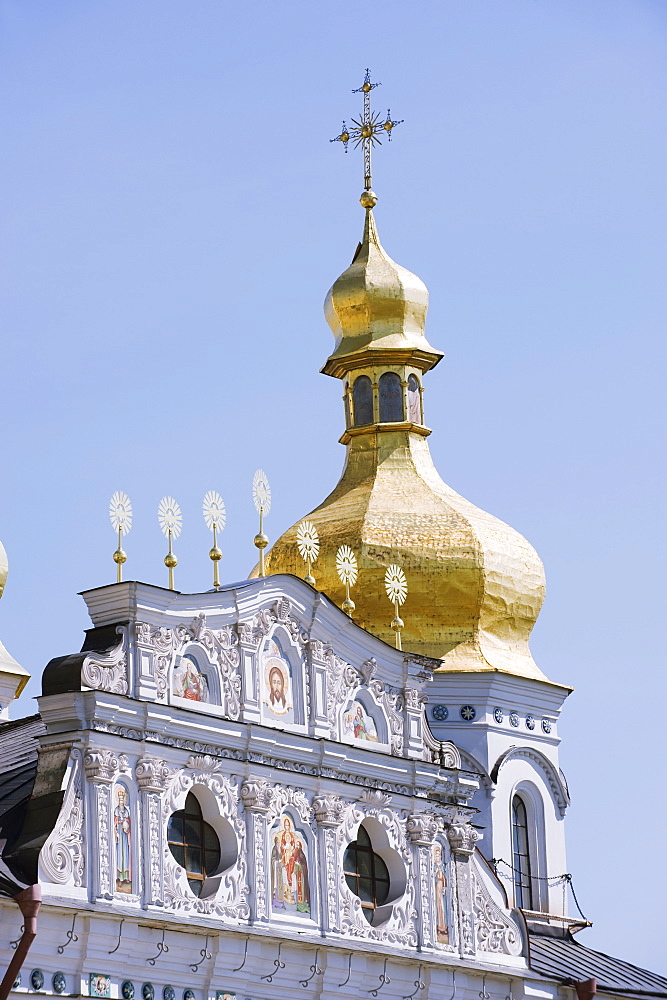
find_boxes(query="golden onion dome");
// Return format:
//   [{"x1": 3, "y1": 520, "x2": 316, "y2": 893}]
[
  {"x1": 255, "y1": 206, "x2": 549, "y2": 682},
  {"x1": 322, "y1": 207, "x2": 443, "y2": 378}
]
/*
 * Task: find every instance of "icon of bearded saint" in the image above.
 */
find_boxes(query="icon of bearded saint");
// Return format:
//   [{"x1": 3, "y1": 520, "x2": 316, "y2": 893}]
[{"x1": 262, "y1": 642, "x2": 293, "y2": 719}]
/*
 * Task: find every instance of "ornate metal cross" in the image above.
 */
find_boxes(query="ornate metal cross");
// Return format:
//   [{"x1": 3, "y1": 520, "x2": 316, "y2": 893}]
[{"x1": 331, "y1": 69, "x2": 403, "y2": 192}]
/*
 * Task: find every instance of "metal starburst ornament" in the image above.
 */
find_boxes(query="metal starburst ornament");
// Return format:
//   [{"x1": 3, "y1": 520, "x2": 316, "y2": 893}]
[
  {"x1": 252, "y1": 469, "x2": 271, "y2": 577},
  {"x1": 158, "y1": 496, "x2": 181, "y2": 590},
  {"x1": 203, "y1": 491, "x2": 226, "y2": 591},
  {"x1": 336, "y1": 544, "x2": 358, "y2": 617},
  {"x1": 385, "y1": 564, "x2": 408, "y2": 650},
  {"x1": 297, "y1": 520, "x2": 320, "y2": 587},
  {"x1": 109, "y1": 491, "x2": 132, "y2": 583}
]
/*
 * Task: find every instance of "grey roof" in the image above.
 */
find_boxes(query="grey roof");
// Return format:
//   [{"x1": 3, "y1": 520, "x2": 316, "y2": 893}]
[
  {"x1": 0, "y1": 714, "x2": 44, "y2": 896},
  {"x1": 529, "y1": 930, "x2": 667, "y2": 997}
]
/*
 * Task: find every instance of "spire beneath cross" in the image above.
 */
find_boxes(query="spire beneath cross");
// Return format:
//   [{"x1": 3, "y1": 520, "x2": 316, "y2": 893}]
[{"x1": 331, "y1": 69, "x2": 403, "y2": 204}]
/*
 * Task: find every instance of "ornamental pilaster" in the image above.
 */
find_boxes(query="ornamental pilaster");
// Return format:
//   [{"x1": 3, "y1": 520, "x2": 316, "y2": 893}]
[
  {"x1": 135, "y1": 757, "x2": 170, "y2": 907},
  {"x1": 313, "y1": 793, "x2": 345, "y2": 934},
  {"x1": 407, "y1": 812, "x2": 439, "y2": 949},
  {"x1": 83, "y1": 750, "x2": 119, "y2": 900},
  {"x1": 241, "y1": 778, "x2": 273, "y2": 924}
]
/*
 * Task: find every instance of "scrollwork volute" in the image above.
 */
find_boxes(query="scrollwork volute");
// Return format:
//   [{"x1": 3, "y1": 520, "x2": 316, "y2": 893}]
[
  {"x1": 240, "y1": 778, "x2": 273, "y2": 813},
  {"x1": 406, "y1": 811, "x2": 440, "y2": 846},
  {"x1": 81, "y1": 628, "x2": 128, "y2": 695},
  {"x1": 39, "y1": 750, "x2": 85, "y2": 886},
  {"x1": 83, "y1": 749, "x2": 119, "y2": 783},
  {"x1": 313, "y1": 793, "x2": 345, "y2": 827},
  {"x1": 136, "y1": 757, "x2": 172, "y2": 792},
  {"x1": 446, "y1": 822, "x2": 480, "y2": 857}
]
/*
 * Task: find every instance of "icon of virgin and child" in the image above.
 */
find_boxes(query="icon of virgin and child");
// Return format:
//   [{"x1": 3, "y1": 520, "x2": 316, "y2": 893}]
[{"x1": 270, "y1": 815, "x2": 310, "y2": 915}]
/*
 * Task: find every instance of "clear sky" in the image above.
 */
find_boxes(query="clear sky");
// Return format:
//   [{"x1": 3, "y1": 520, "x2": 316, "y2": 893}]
[{"x1": 1, "y1": 0, "x2": 665, "y2": 974}]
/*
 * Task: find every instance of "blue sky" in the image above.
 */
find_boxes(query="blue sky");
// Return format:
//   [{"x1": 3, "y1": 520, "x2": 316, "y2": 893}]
[{"x1": 1, "y1": 0, "x2": 666, "y2": 973}]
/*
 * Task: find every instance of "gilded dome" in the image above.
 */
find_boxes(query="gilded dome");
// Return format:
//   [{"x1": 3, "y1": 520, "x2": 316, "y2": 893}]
[
  {"x1": 254, "y1": 207, "x2": 548, "y2": 681},
  {"x1": 322, "y1": 209, "x2": 442, "y2": 378}
]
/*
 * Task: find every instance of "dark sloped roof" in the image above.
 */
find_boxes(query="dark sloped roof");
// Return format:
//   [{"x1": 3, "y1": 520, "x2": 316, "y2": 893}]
[
  {"x1": 529, "y1": 930, "x2": 667, "y2": 997},
  {"x1": 0, "y1": 714, "x2": 45, "y2": 896}
]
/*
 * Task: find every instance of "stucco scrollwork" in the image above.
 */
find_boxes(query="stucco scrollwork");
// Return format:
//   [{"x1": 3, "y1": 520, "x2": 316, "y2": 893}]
[
  {"x1": 162, "y1": 765, "x2": 249, "y2": 920},
  {"x1": 472, "y1": 869, "x2": 523, "y2": 956},
  {"x1": 240, "y1": 778, "x2": 274, "y2": 814},
  {"x1": 136, "y1": 757, "x2": 173, "y2": 793},
  {"x1": 446, "y1": 822, "x2": 480, "y2": 857},
  {"x1": 81, "y1": 627, "x2": 128, "y2": 694},
  {"x1": 336, "y1": 799, "x2": 417, "y2": 947},
  {"x1": 39, "y1": 750, "x2": 85, "y2": 887}
]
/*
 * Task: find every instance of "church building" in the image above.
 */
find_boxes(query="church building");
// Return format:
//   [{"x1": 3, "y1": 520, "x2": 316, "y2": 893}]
[{"x1": 1, "y1": 75, "x2": 665, "y2": 1000}]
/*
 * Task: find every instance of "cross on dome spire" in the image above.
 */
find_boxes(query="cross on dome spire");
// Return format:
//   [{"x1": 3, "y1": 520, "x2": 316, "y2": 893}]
[{"x1": 330, "y1": 69, "x2": 403, "y2": 204}]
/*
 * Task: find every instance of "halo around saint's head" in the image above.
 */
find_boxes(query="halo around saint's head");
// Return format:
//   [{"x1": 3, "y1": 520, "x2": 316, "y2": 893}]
[
  {"x1": 203, "y1": 490, "x2": 226, "y2": 532},
  {"x1": 158, "y1": 496, "x2": 182, "y2": 539},
  {"x1": 297, "y1": 520, "x2": 320, "y2": 564},
  {"x1": 109, "y1": 491, "x2": 133, "y2": 535},
  {"x1": 336, "y1": 545, "x2": 358, "y2": 587},
  {"x1": 385, "y1": 564, "x2": 407, "y2": 605},
  {"x1": 252, "y1": 469, "x2": 271, "y2": 515}
]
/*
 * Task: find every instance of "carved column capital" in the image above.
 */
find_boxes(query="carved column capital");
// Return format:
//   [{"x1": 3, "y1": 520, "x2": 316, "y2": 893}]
[
  {"x1": 83, "y1": 749, "x2": 119, "y2": 783},
  {"x1": 407, "y1": 811, "x2": 440, "y2": 846},
  {"x1": 135, "y1": 757, "x2": 172, "y2": 792},
  {"x1": 240, "y1": 778, "x2": 273, "y2": 813},
  {"x1": 446, "y1": 822, "x2": 480, "y2": 857},
  {"x1": 313, "y1": 793, "x2": 345, "y2": 828}
]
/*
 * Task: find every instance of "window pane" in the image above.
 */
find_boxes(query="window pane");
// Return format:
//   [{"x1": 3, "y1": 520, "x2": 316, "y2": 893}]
[
  {"x1": 344, "y1": 873, "x2": 358, "y2": 895},
  {"x1": 375, "y1": 877, "x2": 390, "y2": 906},
  {"x1": 187, "y1": 877, "x2": 202, "y2": 897},
  {"x1": 379, "y1": 372, "x2": 404, "y2": 422},
  {"x1": 356, "y1": 850, "x2": 373, "y2": 878},
  {"x1": 170, "y1": 844, "x2": 185, "y2": 867},
  {"x1": 184, "y1": 793, "x2": 202, "y2": 818},
  {"x1": 373, "y1": 854, "x2": 389, "y2": 883},
  {"x1": 185, "y1": 847, "x2": 203, "y2": 875},
  {"x1": 343, "y1": 847, "x2": 357, "y2": 873},
  {"x1": 183, "y1": 819, "x2": 201, "y2": 846},
  {"x1": 357, "y1": 828, "x2": 371, "y2": 848},
  {"x1": 353, "y1": 376, "x2": 373, "y2": 426},
  {"x1": 205, "y1": 848, "x2": 220, "y2": 875},
  {"x1": 358, "y1": 877, "x2": 374, "y2": 903},
  {"x1": 167, "y1": 814, "x2": 184, "y2": 843}
]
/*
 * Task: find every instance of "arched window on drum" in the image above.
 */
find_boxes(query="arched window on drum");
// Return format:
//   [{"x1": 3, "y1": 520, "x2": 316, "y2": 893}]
[
  {"x1": 511, "y1": 794, "x2": 534, "y2": 909},
  {"x1": 407, "y1": 374, "x2": 422, "y2": 424},
  {"x1": 378, "y1": 372, "x2": 404, "y2": 422},
  {"x1": 353, "y1": 375, "x2": 374, "y2": 426}
]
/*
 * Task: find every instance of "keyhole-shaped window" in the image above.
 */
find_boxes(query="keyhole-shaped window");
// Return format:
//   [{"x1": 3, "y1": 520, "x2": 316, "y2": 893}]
[
  {"x1": 379, "y1": 372, "x2": 404, "y2": 422},
  {"x1": 353, "y1": 375, "x2": 374, "y2": 426},
  {"x1": 343, "y1": 825, "x2": 390, "y2": 923},
  {"x1": 167, "y1": 792, "x2": 221, "y2": 897}
]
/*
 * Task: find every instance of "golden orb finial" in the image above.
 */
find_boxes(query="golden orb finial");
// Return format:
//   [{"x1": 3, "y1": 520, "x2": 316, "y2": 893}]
[
  {"x1": 109, "y1": 492, "x2": 133, "y2": 583},
  {"x1": 158, "y1": 496, "x2": 182, "y2": 590},
  {"x1": 252, "y1": 470, "x2": 271, "y2": 577},
  {"x1": 203, "y1": 490, "x2": 226, "y2": 590}
]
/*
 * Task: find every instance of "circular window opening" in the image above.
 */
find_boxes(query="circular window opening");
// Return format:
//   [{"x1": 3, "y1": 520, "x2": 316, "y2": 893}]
[
  {"x1": 343, "y1": 825, "x2": 390, "y2": 923},
  {"x1": 167, "y1": 792, "x2": 220, "y2": 897}
]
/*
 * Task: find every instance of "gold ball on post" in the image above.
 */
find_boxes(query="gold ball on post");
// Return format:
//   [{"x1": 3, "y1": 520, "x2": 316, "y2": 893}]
[
  {"x1": 209, "y1": 545, "x2": 222, "y2": 562},
  {"x1": 391, "y1": 614, "x2": 404, "y2": 633},
  {"x1": 342, "y1": 597, "x2": 355, "y2": 617},
  {"x1": 113, "y1": 548, "x2": 127, "y2": 566},
  {"x1": 360, "y1": 189, "x2": 377, "y2": 208},
  {"x1": 164, "y1": 552, "x2": 178, "y2": 570},
  {"x1": 254, "y1": 532, "x2": 268, "y2": 550}
]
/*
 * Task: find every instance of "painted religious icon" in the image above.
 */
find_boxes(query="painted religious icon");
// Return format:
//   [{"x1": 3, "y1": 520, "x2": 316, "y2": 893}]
[
  {"x1": 433, "y1": 844, "x2": 449, "y2": 943},
  {"x1": 343, "y1": 699, "x2": 379, "y2": 742},
  {"x1": 270, "y1": 815, "x2": 311, "y2": 916},
  {"x1": 172, "y1": 654, "x2": 210, "y2": 703},
  {"x1": 262, "y1": 638, "x2": 294, "y2": 723},
  {"x1": 89, "y1": 975, "x2": 111, "y2": 998},
  {"x1": 114, "y1": 786, "x2": 132, "y2": 894}
]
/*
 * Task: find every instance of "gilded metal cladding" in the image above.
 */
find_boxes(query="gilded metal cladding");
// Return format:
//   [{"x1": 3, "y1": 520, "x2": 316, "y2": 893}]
[
  {"x1": 254, "y1": 208, "x2": 548, "y2": 681},
  {"x1": 322, "y1": 210, "x2": 443, "y2": 376}
]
